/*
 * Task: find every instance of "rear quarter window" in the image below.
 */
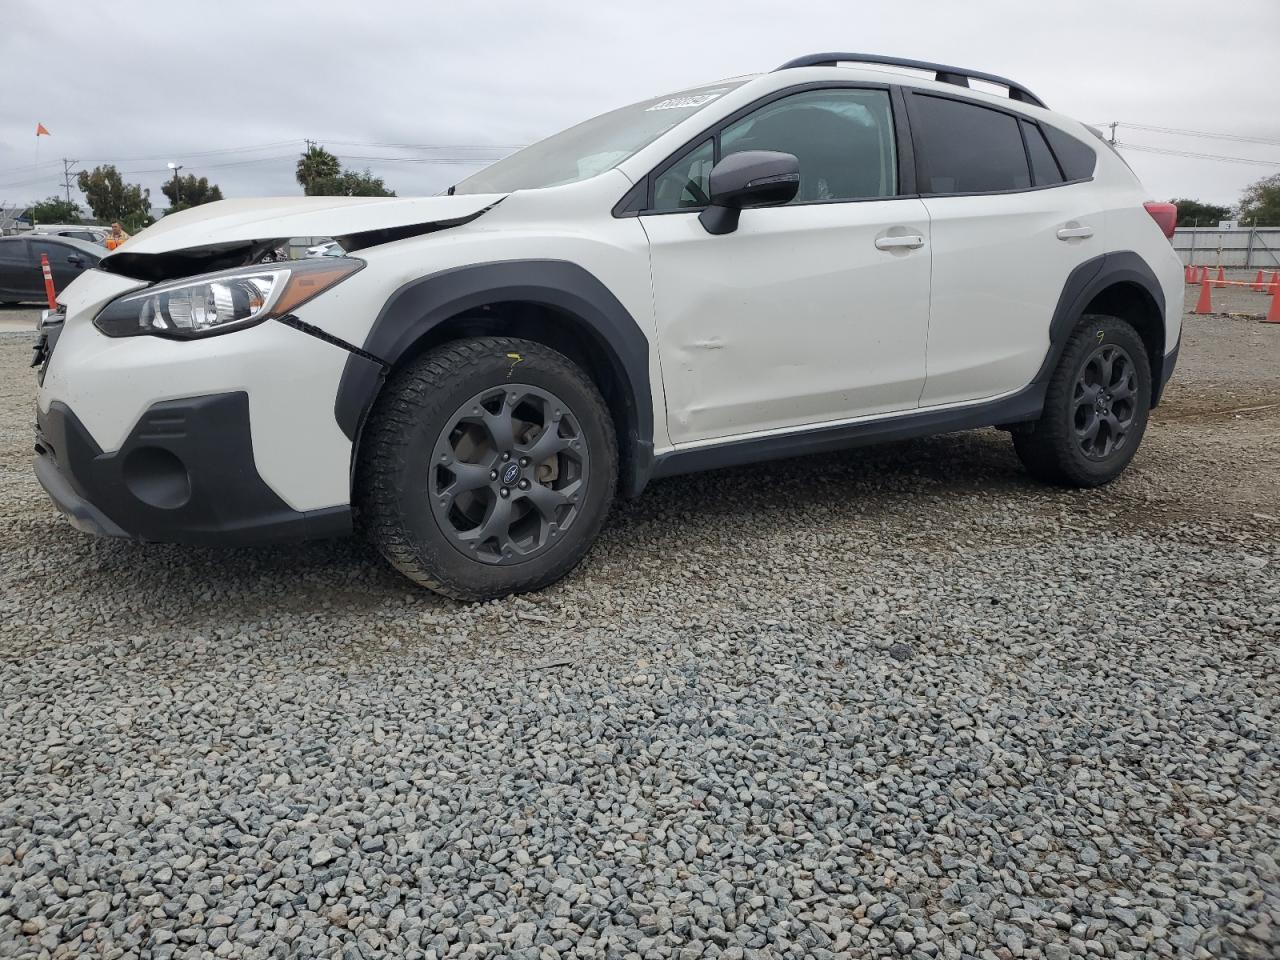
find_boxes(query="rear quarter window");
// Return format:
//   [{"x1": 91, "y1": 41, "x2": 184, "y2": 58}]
[{"x1": 1041, "y1": 125, "x2": 1097, "y2": 181}]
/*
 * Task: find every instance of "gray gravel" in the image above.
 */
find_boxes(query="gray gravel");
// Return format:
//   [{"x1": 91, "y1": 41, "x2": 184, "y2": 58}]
[{"x1": 2, "y1": 309, "x2": 1278, "y2": 960}]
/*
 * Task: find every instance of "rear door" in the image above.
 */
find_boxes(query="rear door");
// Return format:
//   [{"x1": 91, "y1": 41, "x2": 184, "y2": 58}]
[
  {"x1": 906, "y1": 92, "x2": 1103, "y2": 407},
  {"x1": 0, "y1": 238, "x2": 35, "y2": 301}
]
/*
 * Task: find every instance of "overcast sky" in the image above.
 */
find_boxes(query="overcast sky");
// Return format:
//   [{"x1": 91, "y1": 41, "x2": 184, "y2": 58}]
[{"x1": 3, "y1": 0, "x2": 1277, "y2": 213}]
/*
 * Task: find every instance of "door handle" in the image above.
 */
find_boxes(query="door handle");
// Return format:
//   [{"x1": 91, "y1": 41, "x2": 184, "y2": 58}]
[
  {"x1": 875, "y1": 234, "x2": 925, "y2": 250},
  {"x1": 1056, "y1": 225, "x2": 1094, "y2": 240}
]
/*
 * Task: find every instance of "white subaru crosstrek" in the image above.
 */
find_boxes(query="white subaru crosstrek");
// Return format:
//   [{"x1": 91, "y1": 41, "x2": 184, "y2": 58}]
[{"x1": 34, "y1": 54, "x2": 1183, "y2": 600}]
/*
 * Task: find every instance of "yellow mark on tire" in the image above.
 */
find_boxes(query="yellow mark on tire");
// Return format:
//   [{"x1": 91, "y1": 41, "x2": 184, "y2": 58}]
[{"x1": 506, "y1": 352, "x2": 524, "y2": 379}]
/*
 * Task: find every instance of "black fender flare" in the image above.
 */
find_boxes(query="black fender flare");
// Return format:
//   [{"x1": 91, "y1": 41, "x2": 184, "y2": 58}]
[
  {"x1": 334, "y1": 259, "x2": 655, "y2": 495},
  {"x1": 1036, "y1": 250, "x2": 1168, "y2": 398}
]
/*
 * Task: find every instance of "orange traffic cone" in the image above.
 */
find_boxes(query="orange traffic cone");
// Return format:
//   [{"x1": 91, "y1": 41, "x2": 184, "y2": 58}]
[
  {"x1": 1195, "y1": 279, "x2": 1214, "y2": 314},
  {"x1": 1266, "y1": 286, "x2": 1280, "y2": 324},
  {"x1": 1199, "y1": 266, "x2": 1210, "y2": 284},
  {"x1": 1215, "y1": 266, "x2": 1226, "y2": 289},
  {"x1": 1252, "y1": 269, "x2": 1267, "y2": 291},
  {"x1": 1271, "y1": 272, "x2": 1280, "y2": 294}
]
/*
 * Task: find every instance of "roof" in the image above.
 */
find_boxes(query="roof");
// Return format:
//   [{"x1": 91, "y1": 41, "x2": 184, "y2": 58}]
[{"x1": 0, "y1": 234, "x2": 104, "y2": 257}]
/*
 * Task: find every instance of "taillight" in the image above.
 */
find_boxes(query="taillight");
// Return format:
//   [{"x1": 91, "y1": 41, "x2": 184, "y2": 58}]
[{"x1": 1144, "y1": 201, "x2": 1177, "y2": 240}]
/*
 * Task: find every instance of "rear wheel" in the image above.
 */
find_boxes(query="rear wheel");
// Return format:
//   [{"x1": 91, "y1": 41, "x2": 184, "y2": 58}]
[
  {"x1": 356, "y1": 337, "x2": 617, "y2": 600},
  {"x1": 1013, "y1": 315, "x2": 1151, "y2": 487}
]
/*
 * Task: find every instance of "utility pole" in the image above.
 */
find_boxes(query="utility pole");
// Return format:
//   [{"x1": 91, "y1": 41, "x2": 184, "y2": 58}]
[
  {"x1": 167, "y1": 162, "x2": 184, "y2": 207},
  {"x1": 1109, "y1": 122, "x2": 1118, "y2": 146},
  {"x1": 60, "y1": 158, "x2": 78, "y2": 206}
]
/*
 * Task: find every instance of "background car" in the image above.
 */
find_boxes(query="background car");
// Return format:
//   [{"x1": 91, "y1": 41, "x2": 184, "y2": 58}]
[
  {"x1": 30, "y1": 225, "x2": 108, "y2": 245},
  {"x1": 0, "y1": 235, "x2": 102, "y2": 305}
]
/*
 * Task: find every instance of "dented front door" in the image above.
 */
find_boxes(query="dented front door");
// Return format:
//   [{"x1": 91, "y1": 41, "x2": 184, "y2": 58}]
[{"x1": 641, "y1": 198, "x2": 932, "y2": 445}]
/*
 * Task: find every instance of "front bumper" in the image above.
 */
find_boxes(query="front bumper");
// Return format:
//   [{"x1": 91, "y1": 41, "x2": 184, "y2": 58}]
[
  {"x1": 34, "y1": 281, "x2": 361, "y2": 545},
  {"x1": 35, "y1": 393, "x2": 351, "y2": 545}
]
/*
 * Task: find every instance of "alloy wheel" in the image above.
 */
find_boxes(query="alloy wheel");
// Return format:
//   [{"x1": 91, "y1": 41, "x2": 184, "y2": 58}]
[
  {"x1": 429, "y1": 384, "x2": 589, "y2": 564},
  {"x1": 1072, "y1": 343, "x2": 1138, "y2": 461}
]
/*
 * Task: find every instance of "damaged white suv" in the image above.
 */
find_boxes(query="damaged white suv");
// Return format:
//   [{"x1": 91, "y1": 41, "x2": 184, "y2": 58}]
[{"x1": 34, "y1": 54, "x2": 1183, "y2": 600}]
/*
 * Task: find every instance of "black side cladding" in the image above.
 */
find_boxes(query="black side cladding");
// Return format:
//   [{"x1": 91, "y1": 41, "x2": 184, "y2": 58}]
[
  {"x1": 1036, "y1": 250, "x2": 1167, "y2": 392},
  {"x1": 333, "y1": 259, "x2": 654, "y2": 487}
]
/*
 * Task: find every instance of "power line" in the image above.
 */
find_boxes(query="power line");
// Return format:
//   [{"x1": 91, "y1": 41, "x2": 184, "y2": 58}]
[
  {"x1": 321, "y1": 139, "x2": 525, "y2": 151},
  {"x1": 1114, "y1": 122, "x2": 1280, "y2": 148},
  {"x1": 1115, "y1": 141, "x2": 1280, "y2": 167},
  {"x1": 335, "y1": 154, "x2": 507, "y2": 165}
]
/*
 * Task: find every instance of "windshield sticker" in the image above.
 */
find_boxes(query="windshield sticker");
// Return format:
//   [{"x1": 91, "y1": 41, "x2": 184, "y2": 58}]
[{"x1": 646, "y1": 94, "x2": 722, "y2": 112}]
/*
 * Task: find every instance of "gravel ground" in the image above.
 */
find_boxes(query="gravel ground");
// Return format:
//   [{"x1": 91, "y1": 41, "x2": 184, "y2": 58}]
[{"x1": 1, "y1": 300, "x2": 1277, "y2": 960}]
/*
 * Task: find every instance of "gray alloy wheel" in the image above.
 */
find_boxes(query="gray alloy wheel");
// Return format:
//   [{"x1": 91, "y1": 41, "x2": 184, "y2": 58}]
[
  {"x1": 429, "y1": 383, "x2": 590, "y2": 564},
  {"x1": 1012, "y1": 314, "x2": 1151, "y2": 489},
  {"x1": 1072, "y1": 343, "x2": 1139, "y2": 461},
  {"x1": 356, "y1": 336, "x2": 617, "y2": 600}
]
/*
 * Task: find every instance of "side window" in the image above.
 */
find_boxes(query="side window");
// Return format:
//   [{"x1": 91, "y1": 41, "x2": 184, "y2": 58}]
[
  {"x1": 0, "y1": 238, "x2": 28, "y2": 262},
  {"x1": 31, "y1": 240, "x2": 67, "y2": 263},
  {"x1": 721, "y1": 89, "x2": 897, "y2": 203},
  {"x1": 652, "y1": 139, "x2": 714, "y2": 211},
  {"x1": 1021, "y1": 120, "x2": 1063, "y2": 186},
  {"x1": 1041, "y1": 125, "x2": 1097, "y2": 181},
  {"x1": 911, "y1": 94, "x2": 1030, "y2": 193}
]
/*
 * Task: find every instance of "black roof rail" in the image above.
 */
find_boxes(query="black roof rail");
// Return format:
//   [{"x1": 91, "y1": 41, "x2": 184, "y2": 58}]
[{"x1": 774, "y1": 53, "x2": 1047, "y2": 109}]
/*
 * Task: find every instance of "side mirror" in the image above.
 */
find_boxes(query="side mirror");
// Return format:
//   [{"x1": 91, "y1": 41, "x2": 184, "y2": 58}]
[{"x1": 699, "y1": 150, "x2": 800, "y2": 235}]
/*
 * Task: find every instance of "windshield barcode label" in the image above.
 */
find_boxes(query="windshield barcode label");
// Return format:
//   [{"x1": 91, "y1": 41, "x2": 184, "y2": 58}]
[{"x1": 645, "y1": 94, "x2": 721, "y2": 111}]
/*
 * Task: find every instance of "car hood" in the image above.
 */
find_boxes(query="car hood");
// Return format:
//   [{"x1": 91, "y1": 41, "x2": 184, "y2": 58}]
[
  {"x1": 96, "y1": 193, "x2": 506, "y2": 283},
  {"x1": 116, "y1": 194, "x2": 505, "y2": 255}
]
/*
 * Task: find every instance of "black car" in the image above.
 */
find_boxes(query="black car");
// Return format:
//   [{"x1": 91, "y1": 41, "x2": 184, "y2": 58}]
[{"x1": 0, "y1": 235, "x2": 102, "y2": 305}]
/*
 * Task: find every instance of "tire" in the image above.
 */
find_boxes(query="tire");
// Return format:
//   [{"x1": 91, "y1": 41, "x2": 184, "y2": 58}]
[
  {"x1": 356, "y1": 336, "x2": 617, "y2": 600},
  {"x1": 1013, "y1": 314, "x2": 1152, "y2": 488}
]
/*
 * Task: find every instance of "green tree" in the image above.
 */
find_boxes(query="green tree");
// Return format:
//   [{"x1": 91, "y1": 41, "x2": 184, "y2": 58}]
[
  {"x1": 1169, "y1": 198, "x2": 1231, "y2": 227},
  {"x1": 1236, "y1": 174, "x2": 1280, "y2": 226},
  {"x1": 161, "y1": 174, "x2": 224, "y2": 213},
  {"x1": 76, "y1": 165, "x2": 151, "y2": 226},
  {"x1": 295, "y1": 145, "x2": 395, "y2": 197},
  {"x1": 313, "y1": 168, "x2": 395, "y2": 197},
  {"x1": 296, "y1": 145, "x2": 342, "y2": 195},
  {"x1": 25, "y1": 196, "x2": 83, "y2": 224}
]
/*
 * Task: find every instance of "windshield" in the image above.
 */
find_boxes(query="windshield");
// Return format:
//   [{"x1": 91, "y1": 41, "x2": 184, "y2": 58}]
[{"x1": 453, "y1": 81, "x2": 745, "y2": 194}]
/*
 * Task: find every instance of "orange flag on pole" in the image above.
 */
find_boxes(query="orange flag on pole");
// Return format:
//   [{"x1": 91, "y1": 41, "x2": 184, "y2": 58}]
[{"x1": 36, "y1": 123, "x2": 50, "y2": 136}]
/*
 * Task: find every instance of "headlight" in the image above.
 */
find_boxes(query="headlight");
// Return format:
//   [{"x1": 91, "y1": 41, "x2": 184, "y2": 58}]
[{"x1": 94, "y1": 257, "x2": 363, "y2": 339}]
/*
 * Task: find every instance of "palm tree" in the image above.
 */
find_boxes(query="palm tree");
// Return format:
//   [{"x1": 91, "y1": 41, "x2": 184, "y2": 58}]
[{"x1": 296, "y1": 145, "x2": 342, "y2": 196}]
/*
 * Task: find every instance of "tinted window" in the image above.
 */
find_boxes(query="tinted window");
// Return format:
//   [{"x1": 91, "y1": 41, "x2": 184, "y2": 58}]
[
  {"x1": 0, "y1": 238, "x2": 27, "y2": 262},
  {"x1": 720, "y1": 89, "x2": 897, "y2": 203},
  {"x1": 1021, "y1": 120, "x2": 1063, "y2": 186},
  {"x1": 653, "y1": 138, "x2": 714, "y2": 211},
  {"x1": 912, "y1": 94, "x2": 1030, "y2": 193},
  {"x1": 1042, "y1": 125, "x2": 1097, "y2": 181},
  {"x1": 31, "y1": 240, "x2": 70, "y2": 262}
]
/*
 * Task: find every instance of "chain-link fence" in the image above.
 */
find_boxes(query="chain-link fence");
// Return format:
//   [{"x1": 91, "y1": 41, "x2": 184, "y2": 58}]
[{"x1": 1174, "y1": 227, "x2": 1280, "y2": 269}]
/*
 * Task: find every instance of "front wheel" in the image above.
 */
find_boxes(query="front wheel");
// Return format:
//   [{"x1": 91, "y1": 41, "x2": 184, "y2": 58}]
[
  {"x1": 356, "y1": 337, "x2": 617, "y2": 600},
  {"x1": 1013, "y1": 315, "x2": 1152, "y2": 487}
]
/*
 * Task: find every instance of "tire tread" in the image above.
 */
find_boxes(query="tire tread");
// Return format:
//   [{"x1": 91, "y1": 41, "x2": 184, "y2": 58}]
[
  {"x1": 1013, "y1": 314, "x2": 1151, "y2": 488},
  {"x1": 355, "y1": 336, "x2": 616, "y2": 600}
]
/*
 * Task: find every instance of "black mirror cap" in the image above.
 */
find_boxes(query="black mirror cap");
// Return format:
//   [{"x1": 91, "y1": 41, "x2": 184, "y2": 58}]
[{"x1": 699, "y1": 150, "x2": 800, "y2": 235}]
